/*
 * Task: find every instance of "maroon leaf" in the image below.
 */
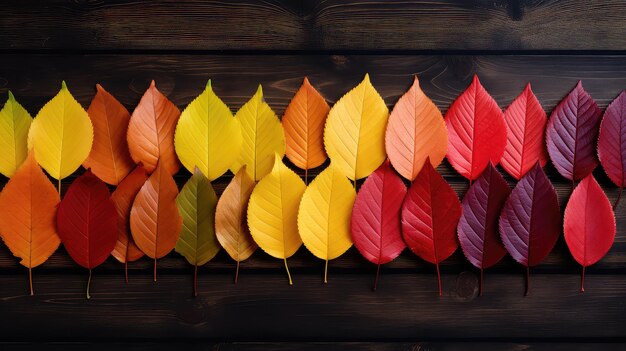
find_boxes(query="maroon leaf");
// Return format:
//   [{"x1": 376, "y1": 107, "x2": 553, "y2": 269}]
[
  {"x1": 401, "y1": 158, "x2": 461, "y2": 295},
  {"x1": 457, "y1": 162, "x2": 510, "y2": 295},
  {"x1": 351, "y1": 161, "x2": 406, "y2": 290},
  {"x1": 499, "y1": 162, "x2": 561, "y2": 295},
  {"x1": 546, "y1": 81, "x2": 602, "y2": 181},
  {"x1": 598, "y1": 91, "x2": 626, "y2": 208}
]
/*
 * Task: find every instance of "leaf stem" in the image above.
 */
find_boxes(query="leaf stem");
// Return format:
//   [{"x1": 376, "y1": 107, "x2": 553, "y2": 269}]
[
  {"x1": 57, "y1": 178, "x2": 62, "y2": 197},
  {"x1": 324, "y1": 259, "x2": 328, "y2": 284},
  {"x1": 373, "y1": 263, "x2": 380, "y2": 291},
  {"x1": 29, "y1": 267, "x2": 34, "y2": 296},
  {"x1": 86, "y1": 269, "x2": 92, "y2": 300},
  {"x1": 614, "y1": 187, "x2": 622, "y2": 210},
  {"x1": 479, "y1": 268, "x2": 484, "y2": 297},
  {"x1": 305, "y1": 169, "x2": 308, "y2": 185},
  {"x1": 125, "y1": 262, "x2": 129, "y2": 284},
  {"x1": 525, "y1": 266, "x2": 530, "y2": 296},
  {"x1": 235, "y1": 261, "x2": 240, "y2": 284},
  {"x1": 193, "y1": 265, "x2": 198, "y2": 297},
  {"x1": 153, "y1": 258, "x2": 157, "y2": 282},
  {"x1": 581, "y1": 266, "x2": 586, "y2": 293},
  {"x1": 284, "y1": 258, "x2": 293, "y2": 285},
  {"x1": 436, "y1": 263, "x2": 442, "y2": 297}
]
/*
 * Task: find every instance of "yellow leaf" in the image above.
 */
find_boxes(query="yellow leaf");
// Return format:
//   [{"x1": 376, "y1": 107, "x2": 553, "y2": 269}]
[
  {"x1": 324, "y1": 74, "x2": 389, "y2": 180},
  {"x1": 175, "y1": 81, "x2": 242, "y2": 180},
  {"x1": 297, "y1": 165, "x2": 356, "y2": 282},
  {"x1": 0, "y1": 92, "x2": 32, "y2": 177},
  {"x1": 247, "y1": 154, "x2": 305, "y2": 284},
  {"x1": 230, "y1": 85, "x2": 285, "y2": 181},
  {"x1": 28, "y1": 81, "x2": 93, "y2": 181}
]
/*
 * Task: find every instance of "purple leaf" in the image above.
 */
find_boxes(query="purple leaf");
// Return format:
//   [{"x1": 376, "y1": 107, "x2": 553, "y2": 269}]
[{"x1": 598, "y1": 91, "x2": 626, "y2": 208}]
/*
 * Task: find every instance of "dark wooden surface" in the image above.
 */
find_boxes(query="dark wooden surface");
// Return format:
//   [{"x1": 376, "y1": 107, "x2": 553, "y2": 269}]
[{"x1": 0, "y1": 1, "x2": 625, "y2": 350}]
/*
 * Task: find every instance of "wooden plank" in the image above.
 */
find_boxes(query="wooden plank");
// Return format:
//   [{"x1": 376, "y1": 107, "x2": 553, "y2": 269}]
[
  {"x1": 0, "y1": 273, "x2": 625, "y2": 339},
  {"x1": 1, "y1": 1, "x2": 625, "y2": 51},
  {"x1": 2, "y1": 342, "x2": 625, "y2": 351}
]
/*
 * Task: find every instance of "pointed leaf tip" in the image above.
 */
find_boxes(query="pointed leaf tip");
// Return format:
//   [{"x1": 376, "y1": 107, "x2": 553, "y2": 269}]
[
  {"x1": 364, "y1": 73, "x2": 371, "y2": 82},
  {"x1": 7, "y1": 90, "x2": 15, "y2": 101},
  {"x1": 61, "y1": 81, "x2": 68, "y2": 90},
  {"x1": 256, "y1": 84, "x2": 263, "y2": 96},
  {"x1": 206, "y1": 80, "x2": 212, "y2": 89}
]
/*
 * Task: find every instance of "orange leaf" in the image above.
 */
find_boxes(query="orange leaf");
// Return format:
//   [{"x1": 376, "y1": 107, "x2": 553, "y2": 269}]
[
  {"x1": 282, "y1": 77, "x2": 330, "y2": 175},
  {"x1": 83, "y1": 84, "x2": 136, "y2": 185},
  {"x1": 215, "y1": 166, "x2": 258, "y2": 282},
  {"x1": 130, "y1": 161, "x2": 182, "y2": 281},
  {"x1": 0, "y1": 152, "x2": 60, "y2": 295},
  {"x1": 127, "y1": 81, "x2": 181, "y2": 175},
  {"x1": 386, "y1": 76, "x2": 448, "y2": 180},
  {"x1": 111, "y1": 166, "x2": 148, "y2": 280}
]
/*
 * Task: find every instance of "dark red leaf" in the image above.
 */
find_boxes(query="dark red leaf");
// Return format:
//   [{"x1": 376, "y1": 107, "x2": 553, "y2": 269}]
[
  {"x1": 457, "y1": 162, "x2": 510, "y2": 295},
  {"x1": 564, "y1": 174, "x2": 615, "y2": 292},
  {"x1": 499, "y1": 162, "x2": 560, "y2": 295},
  {"x1": 351, "y1": 161, "x2": 406, "y2": 290},
  {"x1": 501, "y1": 83, "x2": 549, "y2": 180},
  {"x1": 445, "y1": 75, "x2": 507, "y2": 180},
  {"x1": 598, "y1": 91, "x2": 626, "y2": 207},
  {"x1": 546, "y1": 81, "x2": 602, "y2": 181},
  {"x1": 57, "y1": 171, "x2": 118, "y2": 298},
  {"x1": 401, "y1": 158, "x2": 461, "y2": 295}
]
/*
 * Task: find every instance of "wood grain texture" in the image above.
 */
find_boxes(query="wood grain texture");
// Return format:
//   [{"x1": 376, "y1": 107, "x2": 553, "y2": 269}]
[{"x1": 0, "y1": 0, "x2": 625, "y2": 51}]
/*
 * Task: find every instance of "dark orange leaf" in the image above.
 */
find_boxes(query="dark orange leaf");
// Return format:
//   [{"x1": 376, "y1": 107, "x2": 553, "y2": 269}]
[
  {"x1": 127, "y1": 80, "x2": 181, "y2": 175},
  {"x1": 83, "y1": 84, "x2": 135, "y2": 185}
]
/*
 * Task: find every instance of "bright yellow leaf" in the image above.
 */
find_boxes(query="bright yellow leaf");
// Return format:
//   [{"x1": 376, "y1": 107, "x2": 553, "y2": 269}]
[
  {"x1": 28, "y1": 81, "x2": 93, "y2": 180},
  {"x1": 247, "y1": 154, "x2": 305, "y2": 284},
  {"x1": 175, "y1": 80, "x2": 242, "y2": 180},
  {"x1": 0, "y1": 92, "x2": 32, "y2": 177},
  {"x1": 230, "y1": 85, "x2": 285, "y2": 181},
  {"x1": 324, "y1": 74, "x2": 389, "y2": 180},
  {"x1": 297, "y1": 165, "x2": 356, "y2": 282}
]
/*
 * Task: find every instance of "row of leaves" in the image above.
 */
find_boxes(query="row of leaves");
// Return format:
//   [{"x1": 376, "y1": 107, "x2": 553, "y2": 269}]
[{"x1": 0, "y1": 76, "x2": 623, "y2": 298}]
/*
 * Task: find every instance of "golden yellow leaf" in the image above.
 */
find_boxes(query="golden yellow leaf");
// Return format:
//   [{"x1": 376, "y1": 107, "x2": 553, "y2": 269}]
[
  {"x1": 247, "y1": 154, "x2": 305, "y2": 284},
  {"x1": 230, "y1": 85, "x2": 285, "y2": 181},
  {"x1": 28, "y1": 81, "x2": 94, "y2": 182},
  {"x1": 324, "y1": 74, "x2": 389, "y2": 180},
  {"x1": 175, "y1": 80, "x2": 242, "y2": 181},
  {"x1": 0, "y1": 92, "x2": 32, "y2": 178},
  {"x1": 297, "y1": 165, "x2": 356, "y2": 282}
]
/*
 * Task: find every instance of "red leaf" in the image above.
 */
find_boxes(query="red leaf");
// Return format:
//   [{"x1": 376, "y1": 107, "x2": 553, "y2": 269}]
[
  {"x1": 401, "y1": 158, "x2": 461, "y2": 295},
  {"x1": 56, "y1": 171, "x2": 118, "y2": 298},
  {"x1": 564, "y1": 174, "x2": 615, "y2": 292},
  {"x1": 457, "y1": 162, "x2": 510, "y2": 295},
  {"x1": 501, "y1": 83, "x2": 549, "y2": 180},
  {"x1": 598, "y1": 91, "x2": 626, "y2": 207},
  {"x1": 351, "y1": 161, "x2": 406, "y2": 290},
  {"x1": 445, "y1": 75, "x2": 507, "y2": 180},
  {"x1": 546, "y1": 81, "x2": 602, "y2": 181},
  {"x1": 499, "y1": 163, "x2": 560, "y2": 295}
]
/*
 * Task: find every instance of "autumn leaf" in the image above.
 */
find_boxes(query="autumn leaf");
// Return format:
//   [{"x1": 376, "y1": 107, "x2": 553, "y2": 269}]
[
  {"x1": 282, "y1": 77, "x2": 330, "y2": 182},
  {"x1": 298, "y1": 165, "x2": 356, "y2": 283},
  {"x1": 385, "y1": 76, "x2": 447, "y2": 180},
  {"x1": 457, "y1": 163, "x2": 510, "y2": 295},
  {"x1": 564, "y1": 174, "x2": 615, "y2": 291},
  {"x1": 83, "y1": 84, "x2": 135, "y2": 185},
  {"x1": 127, "y1": 80, "x2": 181, "y2": 175},
  {"x1": 175, "y1": 168, "x2": 220, "y2": 296},
  {"x1": 175, "y1": 80, "x2": 242, "y2": 181},
  {"x1": 0, "y1": 91, "x2": 32, "y2": 178},
  {"x1": 0, "y1": 153, "x2": 60, "y2": 295},
  {"x1": 500, "y1": 84, "x2": 548, "y2": 180},
  {"x1": 230, "y1": 85, "x2": 285, "y2": 181},
  {"x1": 110, "y1": 165, "x2": 148, "y2": 282},
  {"x1": 57, "y1": 171, "x2": 118, "y2": 298},
  {"x1": 445, "y1": 75, "x2": 507, "y2": 181},
  {"x1": 130, "y1": 161, "x2": 182, "y2": 281},
  {"x1": 499, "y1": 163, "x2": 560, "y2": 295},
  {"x1": 324, "y1": 74, "x2": 389, "y2": 181},
  {"x1": 351, "y1": 161, "x2": 406, "y2": 289},
  {"x1": 28, "y1": 81, "x2": 93, "y2": 188},
  {"x1": 215, "y1": 166, "x2": 257, "y2": 283},
  {"x1": 546, "y1": 81, "x2": 602, "y2": 182},
  {"x1": 598, "y1": 91, "x2": 626, "y2": 208},
  {"x1": 247, "y1": 154, "x2": 305, "y2": 284},
  {"x1": 401, "y1": 158, "x2": 461, "y2": 296}
]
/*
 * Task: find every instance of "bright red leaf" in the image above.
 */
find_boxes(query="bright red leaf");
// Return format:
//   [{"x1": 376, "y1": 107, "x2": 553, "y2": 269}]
[
  {"x1": 564, "y1": 174, "x2": 615, "y2": 292},
  {"x1": 401, "y1": 158, "x2": 461, "y2": 295},
  {"x1": 598, "y1": 91, "x2": 626, "y2": 208},
  {"x1": 445, "y1": 75, "x2": 507, "y2": 180},
  {"x1": 501, "y1": 83, "x2": 548, "y2": 180},
  {"x1": 57, "y1": 171, "x2": 118, "y2": 298},
  {"x1": 546, "y1": 81, "x2": 602, "y2": 182},
  {"x1": 457, "y1": 162, "x2": 510, "y2": 295},
  {"x1": 351, "y1": 161, "x2": 406, "y2": 290},
  {"x1": 499, "y1": 162, "x2": 560, "y2": 295}
]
